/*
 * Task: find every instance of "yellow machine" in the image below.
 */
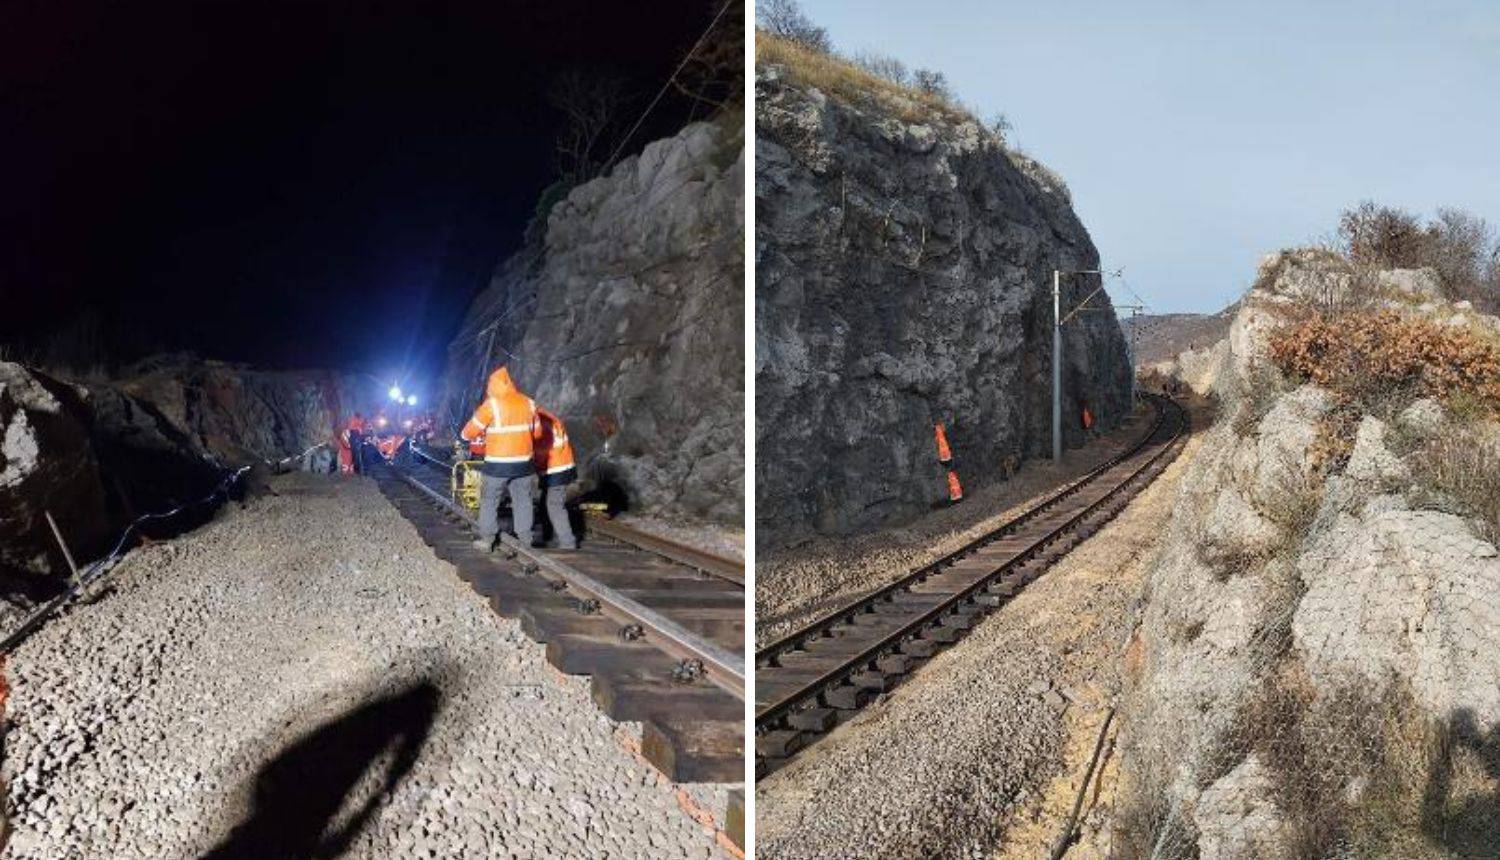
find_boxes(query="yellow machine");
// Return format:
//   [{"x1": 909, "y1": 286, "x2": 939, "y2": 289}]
[{"x1": 451, "y1": 460, "x2": 483, "y2": 511}]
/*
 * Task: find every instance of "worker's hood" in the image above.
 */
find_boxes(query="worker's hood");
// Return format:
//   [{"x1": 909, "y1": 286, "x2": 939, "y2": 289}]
[{"x1": 486, "y1": 366, "x2": 518, "y2": 398}]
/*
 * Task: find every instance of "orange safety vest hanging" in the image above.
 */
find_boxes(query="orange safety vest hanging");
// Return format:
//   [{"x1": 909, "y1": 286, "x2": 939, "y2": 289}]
[{"x1": 933, "y1": 422, "x2": 963, "y2": 503}]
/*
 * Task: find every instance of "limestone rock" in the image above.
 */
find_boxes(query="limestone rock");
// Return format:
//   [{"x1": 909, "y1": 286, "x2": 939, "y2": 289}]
[
  {"x1": 0, "y1": 359, "x2": 367, "y2": 608},
  {"x1": 0, "y1": 364, "x2": 110, "y2": 602},
  {"x1": 1294, "y1": 506, "x2": 1500, "y2": 725},
  {"x1": 753, "y1": 66, "x2": 1132, "y2": 547},
  {"x1": 1343, "y1": 416, "x2": 1408, "y2": 484},
  {"x1": 1115, "y1": 248, "x2": 1500, "y2": 854},
  {"x1": 439, "y1": 121, "x2": 744, "y2": 524},
  {"x1": 1396, "y1": 398, "x2": 1444, "y2": 438},
  {"x1": 1375, "y1": 267, "x2": 1444, "y2": 301},
  {"x1": 1195, "y1": 755, "x2": 1291, "y2": 860}
]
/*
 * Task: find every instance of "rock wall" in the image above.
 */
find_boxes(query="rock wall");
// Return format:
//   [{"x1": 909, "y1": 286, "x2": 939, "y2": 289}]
[
  {"x1": 754, "y1": 65, "x2": 1133, "y2": 548},
  {"x1": 1115, "y1": 250, "x2": 1500, "y2": 858},
  {"x1": 439, "y1": 118, "x2": 745, "y2": 524},
  {"x1": 0, "y1": 358, "x2": 378, "y2": 608},
  {"x1": 112, "y1": 356, "x2": 377, "y2": 469}
]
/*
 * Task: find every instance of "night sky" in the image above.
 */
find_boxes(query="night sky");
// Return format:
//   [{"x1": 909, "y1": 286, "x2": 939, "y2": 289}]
[{"x1": 2, "y1": 0, "x2": 728, "y2": 385}]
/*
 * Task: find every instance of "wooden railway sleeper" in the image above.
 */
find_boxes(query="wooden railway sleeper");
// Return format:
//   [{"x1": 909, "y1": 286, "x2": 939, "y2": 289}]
[{"x1": 788, "y1": 707, "x2": 837, "y2": 732}]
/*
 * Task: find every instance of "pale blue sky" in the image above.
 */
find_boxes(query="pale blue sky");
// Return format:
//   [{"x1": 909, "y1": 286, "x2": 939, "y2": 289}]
[{"x1": 794, "y1": 0, "x2": 1500, "y2": 313}]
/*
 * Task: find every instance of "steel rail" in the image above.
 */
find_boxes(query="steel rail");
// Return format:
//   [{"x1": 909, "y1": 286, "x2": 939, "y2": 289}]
[
  {"x1": 406, "y1": 445, "x2": 744, "y2": 586},
  {"x1": 756, "y1": 394, "x2": 1170, "y2": 667},
  {"x1": 580, "y1": 515, "x2": 744, "y2": 586},
  {"x1": 755, "y1": 397, "x2": 1186, "y2": 730},
  {"x1": 384, "y1": 461, "x2": 747, "y2": 701}
]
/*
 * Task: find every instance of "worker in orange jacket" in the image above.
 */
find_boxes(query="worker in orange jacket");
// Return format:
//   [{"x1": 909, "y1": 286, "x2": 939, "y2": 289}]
[
  {"x1": 339, "y1": 412, "x2": 367, "y2": 474},
  {"x1": 533, "y1": 407, "x2": 578, "y2": 550},
  {"x1": 459, "y1": 366, "x2": 538, "y2": 550}
]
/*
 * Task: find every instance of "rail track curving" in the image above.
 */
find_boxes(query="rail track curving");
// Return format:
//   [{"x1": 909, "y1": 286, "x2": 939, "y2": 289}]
[
  {"x1": 368, "y1": 448, "x2": 746, "y2": 790},
  {"x1": 754, "y1": 394, "x2": 1189, "y2": 779}
]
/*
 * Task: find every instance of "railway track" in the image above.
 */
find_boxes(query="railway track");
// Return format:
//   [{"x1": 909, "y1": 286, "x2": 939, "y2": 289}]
[
  {"x1": 754, "y1": 394, "x2": 1189, "y2": 778},
  {"x1": 367, "y1": 449, "x2": 746, "y2": 791}
]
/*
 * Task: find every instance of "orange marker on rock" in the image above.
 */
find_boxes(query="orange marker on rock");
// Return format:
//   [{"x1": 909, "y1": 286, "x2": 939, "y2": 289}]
[{"x1": 933, "y1": 422, "x2": 963, "y2": 503}]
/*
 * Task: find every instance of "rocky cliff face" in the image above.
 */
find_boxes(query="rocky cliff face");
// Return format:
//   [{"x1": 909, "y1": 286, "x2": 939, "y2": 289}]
[
  {"x1": 754, "y1": 65, "x2": 1133, "y2": 549},
  {"x1": 0, "y1": 358, "x2": 376, "y2": 608},
  {"x1": 1115, "y1": 251, "x2": 1500, "y2": 858},
  {"x1": 439, "y1": 119, "x2": 745, "y2": 524}
]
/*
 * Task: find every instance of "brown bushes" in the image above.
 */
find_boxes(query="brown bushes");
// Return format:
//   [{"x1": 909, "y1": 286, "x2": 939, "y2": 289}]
[
  {"x1": 1339, "y1": 201, "x2": 1500, "y2": 312},
  {"x1": 1268, "y1": 310, "x2": 1500, "y2": 415}
]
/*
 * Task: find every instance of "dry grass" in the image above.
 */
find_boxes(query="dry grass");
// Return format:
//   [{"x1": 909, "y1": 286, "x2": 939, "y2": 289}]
[
  {"x1": 1409, "y1": 421, "x2": 1500, "y2": 544},
  {"x1": 755, "y1": 31, "x2": 971, "y2": 124},
  {"x1": 1180, "y1": 669, "x2": 1497, "y2": 860}
]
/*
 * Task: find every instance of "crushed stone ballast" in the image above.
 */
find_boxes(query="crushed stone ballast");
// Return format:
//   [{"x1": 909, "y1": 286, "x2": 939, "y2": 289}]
[
  {"x1": 753, "y1": 394, "x2": 1189, "y2": 778},
  {"x1": 372, "y1": 454, "x2": 746, "y2": 788}
]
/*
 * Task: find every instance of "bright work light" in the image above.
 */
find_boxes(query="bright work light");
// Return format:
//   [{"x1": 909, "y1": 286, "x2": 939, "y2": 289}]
[
  {"x1": 388, "y1": 385, "x2": 402, "y2": 400},
  {"x1": 406, "y1": 395, "x2": 417, "y2": 406}
]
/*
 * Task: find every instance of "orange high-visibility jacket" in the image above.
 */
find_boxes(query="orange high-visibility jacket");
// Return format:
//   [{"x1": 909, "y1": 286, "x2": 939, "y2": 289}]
[
  {"x1": 460, "y1": 367, "x2": 538, "y2": 477},
  {"x1": 533, "y1": 408, "x2": 577, "y2": 487}
]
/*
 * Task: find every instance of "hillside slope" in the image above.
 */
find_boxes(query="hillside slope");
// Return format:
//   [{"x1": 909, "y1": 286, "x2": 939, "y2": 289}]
[
  {"x1": 755, "y1": 45, "x2": 1132, "y2": 549},
  {"x1": 1114, "y1": 250, "x2": 1500, "y2": 858}
]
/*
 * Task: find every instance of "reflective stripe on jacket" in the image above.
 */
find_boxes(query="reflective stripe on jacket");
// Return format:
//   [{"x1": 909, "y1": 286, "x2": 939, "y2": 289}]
[{"x1": 459, "y1": 367, "x2": 537, "y2": 477}]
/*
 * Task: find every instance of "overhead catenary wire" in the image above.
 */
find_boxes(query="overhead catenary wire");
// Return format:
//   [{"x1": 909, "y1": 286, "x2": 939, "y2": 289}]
[{"x1": 600, "y1": 0, "x2": 734, "y2": 173}]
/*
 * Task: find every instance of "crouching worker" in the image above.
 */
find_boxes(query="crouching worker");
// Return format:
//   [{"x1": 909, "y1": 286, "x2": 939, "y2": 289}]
[
  {"x1": 533, "y1": 407, "x2": 578, "y2": 550},
  {"x1": 459, "y1": 366, "x2": 538, "y2": 551}
]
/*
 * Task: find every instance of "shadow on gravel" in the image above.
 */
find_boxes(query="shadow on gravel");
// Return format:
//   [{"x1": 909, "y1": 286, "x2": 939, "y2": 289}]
[{"x1": 200, "y1": 681, "x2": 442, "y2": 860}]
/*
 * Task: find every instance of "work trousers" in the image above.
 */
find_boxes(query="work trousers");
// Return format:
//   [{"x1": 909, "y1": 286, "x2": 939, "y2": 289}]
[
  {"x1": 545, "y1": 484, "x2": 576, "y2": 549},
  {"x1": 479, "y1": 472, "x2": 536, "y2": 547}
]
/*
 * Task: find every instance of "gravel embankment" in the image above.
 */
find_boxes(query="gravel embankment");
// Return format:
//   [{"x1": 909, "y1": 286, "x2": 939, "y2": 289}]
[
  {"x1": 756, "y1": 404, "x2": 1154, "y2": 647},
  {"x1": 0, "y1": 472, "x2": 730, "y2": 859},
  {"x1": 756, "y1": 416, "x2": 1207, "y2": 859}
]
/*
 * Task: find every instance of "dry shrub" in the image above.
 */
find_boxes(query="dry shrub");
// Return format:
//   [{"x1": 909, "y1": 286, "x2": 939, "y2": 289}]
[
  {"x1": 756, "y1": 32, "x2": 971, "y2": 124},
  {"x1": 1194, "y1": 669, "x2": 1497, "y2": 860},
  {"x1": 1408, "y1": 422, "x2": 1500, "y2": 544},
  {"x1": 1268, "y1": 310, "x2": 1500, "y2": 416}
]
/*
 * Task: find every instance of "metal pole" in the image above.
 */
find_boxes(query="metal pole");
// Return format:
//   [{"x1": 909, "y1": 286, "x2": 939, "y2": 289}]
[
  {"x1": 1052, "y1": 269, "x2": 1062, "y2": 462},
  {"x1": 44, "y1": 510, "x2": 81, "y2": 586},
  {"x1": 1130, "y1": 306, "x2": 1140, "y2": 402}
]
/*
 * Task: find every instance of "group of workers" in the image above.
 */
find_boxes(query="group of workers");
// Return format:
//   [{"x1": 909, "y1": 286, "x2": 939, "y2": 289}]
[
  {"x1": 337, "y1": 410, "x2": 438, "y2": 474},
  {"x1": 458, "y1": 366, "x2": 577, "y2": 551},
  {"x1": 338, "y1": 366, "x2": 577, "y2": 551}
]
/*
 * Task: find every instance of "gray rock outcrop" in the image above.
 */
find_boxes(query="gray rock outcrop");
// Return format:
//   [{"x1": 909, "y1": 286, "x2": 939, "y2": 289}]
[
  {"x1": 0, "y1": 365, "x2": 112, "y2": 603},
  {"x1": 0, "y1": 358, "x2": 379, "y2": 609},
  {"x1": 754, "y1": 65, "x2": 1132, "y2": 548},
  {"x1": 439, "y1": 119, "x2": 745, "y2": 524},
  {"x1": 1115, "y1": 250, "x2": 1500, "y2": 857}
]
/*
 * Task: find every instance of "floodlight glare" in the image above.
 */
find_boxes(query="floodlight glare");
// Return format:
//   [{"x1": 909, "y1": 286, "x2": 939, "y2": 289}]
[
  {"x1": 388, "y1": 385, "x2": 402, "y2": 400},
  {"x1": 406, "y1": 395, "x2": 417, "y2": 406}
]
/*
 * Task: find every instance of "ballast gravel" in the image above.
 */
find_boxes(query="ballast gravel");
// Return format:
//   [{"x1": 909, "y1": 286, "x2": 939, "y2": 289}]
[
  {"x1": 756, "y1": 413, "x2": 1206, "y2": 859},
  {"x1": 0, "y1": 472, "x2": 729, "y2": 859}
]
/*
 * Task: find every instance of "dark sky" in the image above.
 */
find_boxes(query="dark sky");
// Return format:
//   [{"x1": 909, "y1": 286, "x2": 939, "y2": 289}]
[{"x1": 2, "y1": 0, "x2": 727, "y2": 385}]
